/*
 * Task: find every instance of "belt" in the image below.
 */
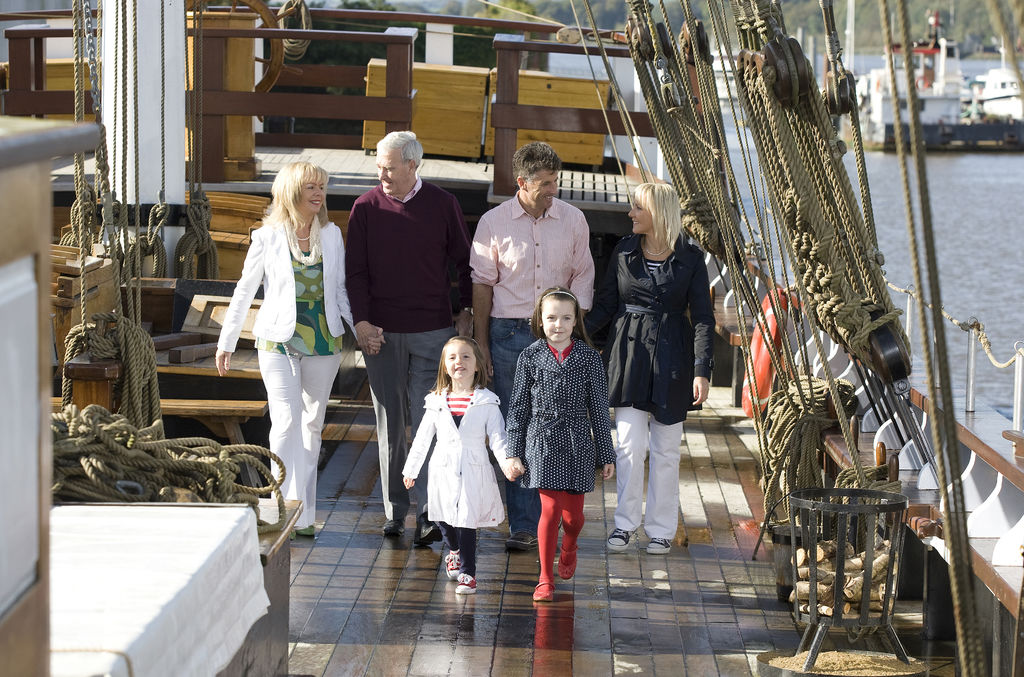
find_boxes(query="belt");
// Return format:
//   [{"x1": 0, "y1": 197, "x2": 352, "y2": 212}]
[{"x1": 624, "y1": 303, "x2": 658, "y2": 315}]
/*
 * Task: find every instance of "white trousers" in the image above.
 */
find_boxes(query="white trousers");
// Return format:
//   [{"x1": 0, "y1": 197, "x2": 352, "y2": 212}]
[
  {"x1": 258, "y1": 350, "x2": 341, "y2": 529},
  {"x1": 613, "y1": 406, "x2": 684, "y2": 539}
]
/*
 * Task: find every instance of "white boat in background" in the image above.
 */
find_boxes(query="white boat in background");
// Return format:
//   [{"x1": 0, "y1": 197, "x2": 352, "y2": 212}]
[
  {"x1": 973, "y1": 50, "x2": 1023, "y2": 121},
  {"x1": 855, "y1": 10, "x2": 1023, "y2": 149},
  {"x1": 857, "y1": 10, "x2": 964, "y2": 146}
]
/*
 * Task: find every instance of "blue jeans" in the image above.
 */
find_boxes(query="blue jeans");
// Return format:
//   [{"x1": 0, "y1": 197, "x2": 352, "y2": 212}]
[{"x1": 489, "y1": 317, "x2": 541, "y2": 536}]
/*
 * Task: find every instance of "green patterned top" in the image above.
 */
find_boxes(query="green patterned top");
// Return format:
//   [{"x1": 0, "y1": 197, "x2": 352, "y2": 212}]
[{"x1": 256, "y1": 255, "x2": 344, "y2": 356}]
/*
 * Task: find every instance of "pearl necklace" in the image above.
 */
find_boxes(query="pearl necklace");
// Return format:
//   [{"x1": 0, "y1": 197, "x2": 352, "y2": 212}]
[
  {"x1": 285, "y1": 217, "x2": 322, "y2": 265},
  {"x1": 641, "y1": 238, "x2": 670, "y2": 258}
]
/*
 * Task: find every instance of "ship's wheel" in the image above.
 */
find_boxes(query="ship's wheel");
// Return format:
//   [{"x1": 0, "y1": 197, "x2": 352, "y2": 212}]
[{"x1": 186, "y1": 0, "x2": 285, "y2": 93}]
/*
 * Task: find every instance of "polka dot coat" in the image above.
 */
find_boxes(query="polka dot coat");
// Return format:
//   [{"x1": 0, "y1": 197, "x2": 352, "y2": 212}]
[{"x1": 505, "y1": 339, "x2": 616, "y2": 493}]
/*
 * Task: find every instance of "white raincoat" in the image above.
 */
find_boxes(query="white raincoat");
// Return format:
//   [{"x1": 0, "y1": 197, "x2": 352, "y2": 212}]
[{"x1": 402, "y1": 388, "x2": 507, "y2": 529}]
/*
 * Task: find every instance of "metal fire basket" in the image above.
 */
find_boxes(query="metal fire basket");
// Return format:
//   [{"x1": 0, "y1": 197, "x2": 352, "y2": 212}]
[{"x1": 787, "y1": 487, "x2": 909, "y2": 672}]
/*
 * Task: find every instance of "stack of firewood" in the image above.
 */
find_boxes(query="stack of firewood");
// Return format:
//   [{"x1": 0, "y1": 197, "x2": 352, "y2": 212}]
[{"x1": 789, "y1": 538, "x2": 892, "y2": 617}]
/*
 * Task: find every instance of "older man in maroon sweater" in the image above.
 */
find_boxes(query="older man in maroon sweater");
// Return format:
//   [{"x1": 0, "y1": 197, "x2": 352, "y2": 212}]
[{"x1": 346, "y1": 131, "x2": 474, "y2": 545}]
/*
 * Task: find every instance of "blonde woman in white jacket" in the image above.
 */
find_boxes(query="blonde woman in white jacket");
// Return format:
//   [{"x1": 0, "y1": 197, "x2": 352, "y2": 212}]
[
  {"x1": 216, "y1": 162, "x2": 354, "y2": 537},
  {"x1": 402, "y1": 336, "x2": 519, "y2": 594}
]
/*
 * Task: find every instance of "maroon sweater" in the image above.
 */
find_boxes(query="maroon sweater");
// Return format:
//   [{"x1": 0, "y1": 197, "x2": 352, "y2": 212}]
[{"x1": 346, "y1": 182, "x2": 472, "y2": 333}]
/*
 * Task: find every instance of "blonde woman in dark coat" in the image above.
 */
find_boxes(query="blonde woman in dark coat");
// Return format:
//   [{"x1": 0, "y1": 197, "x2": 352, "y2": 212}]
[{"x1": 585, "y1": 183, "x2": 715, "y2": 556}]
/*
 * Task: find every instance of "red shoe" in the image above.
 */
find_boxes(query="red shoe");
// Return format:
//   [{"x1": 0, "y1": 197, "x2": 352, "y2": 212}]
[
  {"x1": 557, "y1": 545, "x2": 578, "y2": 580},
  {"x1": 456, "y1": 573, "x2": 477, "y2": 595},
  {"x1": 532, "y1": 581, "x2": 554, "y2": 602}
]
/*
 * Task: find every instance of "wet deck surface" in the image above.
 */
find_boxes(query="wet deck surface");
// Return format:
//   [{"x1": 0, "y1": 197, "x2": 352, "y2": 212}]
[{"x1": 283, "y1": 384, "x2": 957, "y2": 676}]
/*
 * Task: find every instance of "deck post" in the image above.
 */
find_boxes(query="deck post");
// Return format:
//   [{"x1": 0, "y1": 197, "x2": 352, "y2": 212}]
[
  {"x1": 965, "y1": 318, "x2": 977, "y2": 413},
  {"x1": 200, "y1": 34, "x2": 226, "y2": 184},
  {"x1": 424, "y1": 23, "x2": 453, "y2": 66},
  {"x1": 493, "y1": 34, "x2": 523, "y2": 196},
  {"x1": 1014, "y1": 341, "x2": 1023, "y2": 432},
  {"x1": 384, "y1": 26, "x2": 415, "y2": 134}
]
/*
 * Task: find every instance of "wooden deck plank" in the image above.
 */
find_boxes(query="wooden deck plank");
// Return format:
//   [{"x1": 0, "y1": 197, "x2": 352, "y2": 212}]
[{"x1": 278, "y1": 385, "x2": 957, "y2": 675}]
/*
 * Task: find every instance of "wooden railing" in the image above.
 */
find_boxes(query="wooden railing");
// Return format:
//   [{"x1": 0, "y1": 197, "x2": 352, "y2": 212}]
[
  {"x1": 1, "y1": 23, "x2": 417, "y2": 183},
  {"x1": 491, "y1": 33, "x2": 653, "y2": 195},
  {"x1": 1, "y1": 11, "x2": 658, "y2": 187}
]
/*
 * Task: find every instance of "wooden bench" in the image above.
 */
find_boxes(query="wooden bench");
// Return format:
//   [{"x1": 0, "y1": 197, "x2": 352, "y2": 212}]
[{"x1": 52, "y1": 396, "x2": 268, "y2": 445}]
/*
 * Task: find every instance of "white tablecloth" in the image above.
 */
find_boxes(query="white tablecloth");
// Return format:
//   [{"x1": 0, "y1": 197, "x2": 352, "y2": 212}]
[{"x1": 50, "y1": 504, "x2": 270, "y2": 677}]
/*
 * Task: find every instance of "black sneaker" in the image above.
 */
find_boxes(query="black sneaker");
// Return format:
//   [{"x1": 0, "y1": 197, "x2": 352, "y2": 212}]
[
  {"x1": 414, "y1": 516, "x2": 442, "y2": 546},
  {"x1": 505, "y1": 531, "x2": 538, "y2": 551},
  {"x1": 382, "y1": 519, "x2": 405, "y2": 537},
  {"x1": 606, "y1": 528, "x2": 632, "y2": 552}
]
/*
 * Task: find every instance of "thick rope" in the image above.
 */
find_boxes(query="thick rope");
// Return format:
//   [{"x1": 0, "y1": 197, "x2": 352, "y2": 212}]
[
  {"x1": 52, "y1": 404, "x2": 286, "y2": 534},
  {"x1": 277, "y1": 0, "x2": 313, "y2": 61},
  {"x1": 761, "y1": 376, "x2": 858, "y2": 521},
  {"x1": 61, "y1": 311, "x2": 162, "y2": 430}
]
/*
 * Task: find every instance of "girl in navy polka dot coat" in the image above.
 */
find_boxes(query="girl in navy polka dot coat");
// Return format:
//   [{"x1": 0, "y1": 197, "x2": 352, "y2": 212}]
[{"x1": 505, "y1": 287, "x2": 616, "y2": 602}]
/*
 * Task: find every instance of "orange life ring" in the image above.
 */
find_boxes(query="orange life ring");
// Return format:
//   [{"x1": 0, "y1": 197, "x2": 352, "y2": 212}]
[{"x1": 741, "y1": 291, "x2": 788, "y2": 417}]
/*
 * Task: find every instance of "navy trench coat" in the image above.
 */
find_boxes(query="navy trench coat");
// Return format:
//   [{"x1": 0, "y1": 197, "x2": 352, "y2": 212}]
[
  {"x1": 585, "y1": 234, "x2": 715, "y2": 426},
  {"x1": 505, "y1": 340, "x2": 616, "y2": 493}
]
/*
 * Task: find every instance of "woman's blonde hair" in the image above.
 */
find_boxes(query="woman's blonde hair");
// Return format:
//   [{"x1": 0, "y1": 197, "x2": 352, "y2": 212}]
[
  {"x1": 531, "y1": 287, "x2": 594, "y2": 347},
  {"x1": 265, "y1": 161, "x2": 329, "y2": 230},
  {"x1": 633, "y1": 182, "x2": 682, "y2": 250},
  {"x1": 432, "y1": 336, "x2": 489, "y2": 394}
]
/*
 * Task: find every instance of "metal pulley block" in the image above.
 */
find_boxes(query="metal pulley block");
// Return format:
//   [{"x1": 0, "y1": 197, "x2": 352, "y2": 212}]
[
  {"x1": 760, "y1": 37, "x2": 812, "y2": 106},
  {"x1": 866, "y1": 309, "x2": 912, "y2": 385},
  {"x1": 626, "y1": 15, "x2": 655, "y2": 62},
  {"x1": 824, "y1": 70, "x2": 856, "y2": 116},
  {"x1": 678, "y1": 20, "x2": 711, "y2": 66}
]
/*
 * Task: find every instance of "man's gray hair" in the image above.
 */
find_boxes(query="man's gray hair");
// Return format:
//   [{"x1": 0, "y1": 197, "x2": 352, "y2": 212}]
[{"x1": 377, "y1": 131, "x2": 423, "y2": 167}]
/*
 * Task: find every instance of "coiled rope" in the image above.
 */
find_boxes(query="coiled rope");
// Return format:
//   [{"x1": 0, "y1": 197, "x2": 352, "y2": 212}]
[
  {"x1": 277, "y1": 0, "x2": 312, "y2": 61},
  {"x1": 761, "y1": 376, "x2": 858, "y2": 521},
  {"x1": 53, "y1": 404, "x2": 286, "y2": 534}
]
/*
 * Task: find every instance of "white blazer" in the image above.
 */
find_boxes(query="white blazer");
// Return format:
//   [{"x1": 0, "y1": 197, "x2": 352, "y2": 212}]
[
  {"x1": 402, "y1": 388, "x2": 507, "y2": 529},
  {"x1": 217, "y1": 220, "x2": 355, "y2": 353}
]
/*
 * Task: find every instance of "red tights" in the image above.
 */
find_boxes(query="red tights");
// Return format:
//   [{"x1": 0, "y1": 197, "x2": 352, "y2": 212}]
[{"x1": 537, "y1": 489, "x2": 585, "y2": 584}]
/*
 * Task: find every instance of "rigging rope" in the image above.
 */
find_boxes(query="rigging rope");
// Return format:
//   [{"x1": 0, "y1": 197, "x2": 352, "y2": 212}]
[
  {"x1": 175, "y1": 2, "x2": 219, "y2": 280},
  {"x1": 878, "y1": 0, "x2": 987, "y2": 672}
]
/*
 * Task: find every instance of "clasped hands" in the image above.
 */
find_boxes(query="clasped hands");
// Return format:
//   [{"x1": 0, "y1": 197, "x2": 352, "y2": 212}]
[
  {"x1": 500, "y1": 457, "x2": 525, "y2": 482},
  {"x1": 355, "y1": 320, "x2": 385, "y2": 356}
]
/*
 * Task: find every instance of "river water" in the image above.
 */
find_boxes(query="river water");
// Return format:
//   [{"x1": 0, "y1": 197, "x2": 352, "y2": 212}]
[{"x1": 719, "y1": 57, "x2": 1022, "y2": 414}]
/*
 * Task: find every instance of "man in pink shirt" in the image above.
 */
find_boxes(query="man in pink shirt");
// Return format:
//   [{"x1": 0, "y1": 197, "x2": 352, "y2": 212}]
[{"x1": 470, "y1": 142, "x2": 595, "y2": 551}]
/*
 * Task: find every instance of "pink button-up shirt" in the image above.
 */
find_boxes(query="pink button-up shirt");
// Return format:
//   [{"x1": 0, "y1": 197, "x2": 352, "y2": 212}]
[{"x1": 470, "y1": 195, "x2": 595, "y2": 318}]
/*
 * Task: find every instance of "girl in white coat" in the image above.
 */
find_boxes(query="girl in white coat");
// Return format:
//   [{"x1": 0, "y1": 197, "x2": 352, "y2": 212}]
[
  {"x1": 403, "y1": 337, "x2": 517, "y2": 594},
  {"x1": 216, "y1": 162, "x2": 353, "y2": 537}
]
